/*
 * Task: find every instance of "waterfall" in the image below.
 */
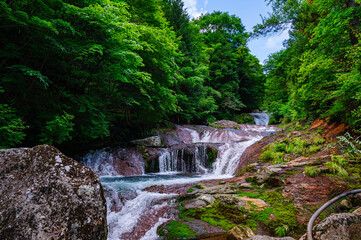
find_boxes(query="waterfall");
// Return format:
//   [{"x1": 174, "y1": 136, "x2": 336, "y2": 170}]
[
  {"x1": 81, "y1": 149, "x2": 118, "y2": 176},
  {"x1": 249, "y1": 112, "x2": 270, "y2": 126},
  {"x1": 83, "y1": 123, "x2": 278, "y2": 240},
  {"x1": 106, "y1": 190, "x2": 175, "y2": 240},
  {"x1": 158, "y1": 144, "x2": 209, "y2": 174}
]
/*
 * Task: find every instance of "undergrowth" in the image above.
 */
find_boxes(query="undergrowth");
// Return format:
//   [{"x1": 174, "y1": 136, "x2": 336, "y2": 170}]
[{"x1": 259, "y1": 135, "x2": 325, "y2": 164}]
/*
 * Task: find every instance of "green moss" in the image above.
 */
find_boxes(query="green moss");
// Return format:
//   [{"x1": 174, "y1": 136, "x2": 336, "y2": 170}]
[
  {"x1": 303, "y1": 166, "x2": 321, "y2": 177},
  {"x1": 187, "y1": 188, "x2": 195, "y2": 193},
  {"x1": 238, "y1": 190, "x2": 301, "y2": 236},
  {"x1": 194, "y1": 184, "x2": 204, "y2": 189},
  {"x1": 232, "y1": 113, "x2": 255, "y2": 124},
  {"x1": 259, "y1": 134, "x2": 326, "y2": 164},
  {"x1": 157, "y1": 221, "x2": 196, "y2": 239},
  {"x1": 180, "y1": 201, "x2": 244, "y2": 231},
  {"x1": 207, "y1": 147, "x2": 218, "y2": 167}
]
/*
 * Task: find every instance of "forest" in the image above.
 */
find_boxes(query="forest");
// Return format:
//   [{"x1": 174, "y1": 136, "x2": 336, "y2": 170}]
[{"x1": 1, "y1": 0, "x2": 360, "y2": 152}]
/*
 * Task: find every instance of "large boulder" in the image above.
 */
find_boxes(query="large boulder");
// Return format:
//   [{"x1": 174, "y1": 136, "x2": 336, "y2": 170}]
[
  {"x1": 309, "y1": 213, "x2": 361, "y2": 240},
  {"x1": 0, "y1": 145, "x2": 107, "y2": 240}
]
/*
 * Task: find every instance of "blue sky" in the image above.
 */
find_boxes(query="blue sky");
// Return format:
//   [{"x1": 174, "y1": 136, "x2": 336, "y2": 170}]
[{"x1": 181, "y1": 0, "x2": 289, "y2": 64}]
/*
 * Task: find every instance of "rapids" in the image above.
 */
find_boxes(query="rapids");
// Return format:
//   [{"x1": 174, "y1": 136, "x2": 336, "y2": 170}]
[{"x1": 83, "y1": 121, "x2": 277, "y2": 240}]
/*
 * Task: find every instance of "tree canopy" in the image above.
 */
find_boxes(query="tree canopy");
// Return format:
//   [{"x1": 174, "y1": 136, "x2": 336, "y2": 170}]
[
  {"x1": 260, "y1": 0, "x2": 361, "y2": 131},
  {"x1": 0, "y1": 0, "x2": 264, "y2": 151}
]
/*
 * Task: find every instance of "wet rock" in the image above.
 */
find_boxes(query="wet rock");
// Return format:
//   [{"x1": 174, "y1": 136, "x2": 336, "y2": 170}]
[
  {"x1": 112, "y1": 149, "x2": 145, "y2": 176},
  {"x1": 131, "y1": 135, "x2": 162, "y2": 147},
  {"x1": 226, "y1": 225, "x2": 254, "y2": 240},
  {"x1": 0, "y1": 145, "x2": 107, "y2": 240},
  {"x1": 248, "y1": 236, "x2": 295, "y2": 240},
  {"x1": 81, "y1": 148, "x2": 145, "y2": 176},
  {"x1": 309, "y1": 213, "x2": 361, "y2": 240}
]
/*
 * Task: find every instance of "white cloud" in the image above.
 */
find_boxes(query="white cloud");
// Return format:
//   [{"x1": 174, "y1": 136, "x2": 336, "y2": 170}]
[
  {"x1": 265, "y1": 29, "x2": 289, "y2": 50},
  {"x1": 182, "y1": 0, "x2": 207, "y2": 19}
]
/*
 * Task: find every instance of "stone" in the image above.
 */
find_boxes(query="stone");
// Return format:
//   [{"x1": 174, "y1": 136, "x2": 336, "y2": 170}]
[
  {"x1": 131, "y1": 135, "x2": 162, "y2": 147},
  {"x1": 198, "y1": 194, "x2": 216, "y2": 205},
  {"x1": 236, "y1": 197, "x2": 268, "y2": 210},
  {"x1": 310, "y1": 213, "x2": 361, "y2": 240},
  {"x1": 254, "y1": 167, "x2": 279, "y2": 183},
  {"x1": 340, "y1": 199, "x2": 353, "y2": 210},
  {"x1": 248, "y1": 236, "x2": 295, "y2": 240},
  {"x1": 226, "y1": 225, "x2": 255, "y2": 240},
  {"x1": 210, "y1": 120, "x2": 240, "y2": 129},
  {"x1": 349, "y1": 193, "x2": 361, "y2": 206},
  {"x1": 239, "y1": 183, "x2": 253, "y2": 189},
  {"x1": 353, "y1": 207, "x2": 361, "y2": 216},
  {"x1": 184, "y1": 199, "x2": 208, "y2": 209},
  {"x1": 0, "y1": 145, "x2": 107, "y2": 240}
]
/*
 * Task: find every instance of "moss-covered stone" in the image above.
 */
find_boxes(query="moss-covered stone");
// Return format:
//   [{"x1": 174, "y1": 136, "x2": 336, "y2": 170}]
[{"x1": 157, "y1": 221, "x2": 196, "y2": 239}]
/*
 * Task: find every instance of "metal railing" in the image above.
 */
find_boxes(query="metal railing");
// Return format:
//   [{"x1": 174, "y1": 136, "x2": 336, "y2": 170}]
[{"x1": 307, "y1": 189, "x2": 361, "y2": 240}]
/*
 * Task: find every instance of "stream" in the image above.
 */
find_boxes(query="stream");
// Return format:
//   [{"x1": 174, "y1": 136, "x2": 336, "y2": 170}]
[{"x1": 82, "y1": 115, "x2": 277, "y2": 240}]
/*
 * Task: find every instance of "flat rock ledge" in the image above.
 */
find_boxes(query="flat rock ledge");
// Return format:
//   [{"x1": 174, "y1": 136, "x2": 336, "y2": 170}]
[{"x1": 0, "y1": 145, "x2": 107, "y2": 240}]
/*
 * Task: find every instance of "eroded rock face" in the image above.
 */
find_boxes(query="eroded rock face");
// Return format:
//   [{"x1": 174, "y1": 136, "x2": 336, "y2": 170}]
[{"x1": 0, "y1": 145, "x2": 107, "y2": 240}]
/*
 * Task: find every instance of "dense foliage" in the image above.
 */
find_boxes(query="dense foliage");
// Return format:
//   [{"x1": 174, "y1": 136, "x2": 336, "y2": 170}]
[
  {"x1": 0, "y1": 0, "x2": 264, "y2": 150},
  {"x1": 260, "y1": 0, "x2": 361, "y2": 130}
]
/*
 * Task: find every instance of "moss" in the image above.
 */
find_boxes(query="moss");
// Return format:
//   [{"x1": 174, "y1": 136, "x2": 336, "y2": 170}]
[
  {"x1": 180, "y1": 201, "x2": 244, "y2": 231},
  {"x1": 207, "y1": 147, "x2": 218, "y2": 168},
  {"x1": 157, "y1": 221, "x2": 196, "y2": 239},
  {"x1": 259, "y1": 134, "x2": 326, "y2": 164},
  {"x1": 303, "y1": 166, "x2": 321, "y2": 177},
  {"x1": 194, "y1": 184, "x2": 204, "y2": 189},
  {"x1": 232, "y1": 113, "x2": 255, "y2": 125},
  {"x1": 187, "y1": 188, "x2": 195, "y2": 193},
  {"x1": 238, "y1": 190, "x2": 301, "y2": 236}
]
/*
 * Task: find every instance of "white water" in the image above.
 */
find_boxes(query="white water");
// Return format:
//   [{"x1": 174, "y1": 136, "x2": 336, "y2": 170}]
[
  {"x1": 82, "y1": 149, "x2": 119, "y2": 176},
  {"x1": 106, "y1": 190, "x2": 175, "y2": 240},
  {"x1": 249, "y1": 112, "x2": 271, "y2": 126},
  {"x1": 83, "y1": 124, "x2": 278, "y2": 240}
]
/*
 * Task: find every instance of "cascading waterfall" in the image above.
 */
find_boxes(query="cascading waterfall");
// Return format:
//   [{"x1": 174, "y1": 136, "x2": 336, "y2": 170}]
[
  {"x1": 83, "y1": 123, "x2": 278, "y2": 240},
  {"x1": 82, "y1": 149, "x2": 118, "y2": 176},
  {"x1": 249, "y1": 112, "x2": 271, "y2": 126},
  {"x1": 158, "y1": 144, "x2": 209, "y2": 174}
]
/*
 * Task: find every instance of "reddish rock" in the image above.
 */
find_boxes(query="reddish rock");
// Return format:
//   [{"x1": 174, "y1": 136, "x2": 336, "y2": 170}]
[
  {"x1": 112, "y1": 148, "x2": 145, "y2": 176},
  {"x1": 281, "y1": 173, "x2": 347, "y2": 225}
]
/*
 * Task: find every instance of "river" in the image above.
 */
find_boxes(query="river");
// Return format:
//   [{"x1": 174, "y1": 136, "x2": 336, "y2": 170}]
[{"x1": 82, "y1": 116, "x2": 277, "y2": 240}]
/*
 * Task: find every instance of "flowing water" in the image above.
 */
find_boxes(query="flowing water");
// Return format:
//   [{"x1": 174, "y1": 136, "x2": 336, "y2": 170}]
[
  {"x1": 83, "y1": 121, "x2": 277, "y2": 240},
  {"x1": 249, "y1": 112, "x2": 271, "y2": 126}
]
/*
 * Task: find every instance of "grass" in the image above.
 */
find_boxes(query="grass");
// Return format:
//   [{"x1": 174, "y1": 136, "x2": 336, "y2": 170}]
[
  {"x1": 157, "y1": 221, "x2": 196, "y2": 239},
  {"x1": 303, "y1": 166, "x2": 322, "y2": 177},
  {"x1": 259, "y1": 134, "x2": 325, "y2": 164}
]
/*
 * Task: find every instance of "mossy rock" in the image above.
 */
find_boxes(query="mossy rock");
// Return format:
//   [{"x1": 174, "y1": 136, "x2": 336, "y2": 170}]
[{"x1": 157, "y1": 221, "x2": 196, "y2": 239}]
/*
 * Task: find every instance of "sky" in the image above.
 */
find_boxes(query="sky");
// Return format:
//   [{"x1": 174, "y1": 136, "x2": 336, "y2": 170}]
[{"x1": 181, "y1": 0, "x2": 289, "y2": 64}]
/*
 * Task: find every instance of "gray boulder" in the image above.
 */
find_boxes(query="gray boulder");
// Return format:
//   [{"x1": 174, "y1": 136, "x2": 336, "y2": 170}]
[
  {"x1": 311, "y1": 213, "x2": 361, "y2": 240},
  {"x1": 0, "y1": 145, "x2": 107, "y2": 240}
]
